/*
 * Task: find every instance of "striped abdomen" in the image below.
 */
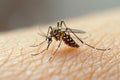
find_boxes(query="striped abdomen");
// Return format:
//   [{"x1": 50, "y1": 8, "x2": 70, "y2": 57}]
[{"x1": 62, "y1": 33, "x2": 79, "y2": 48}]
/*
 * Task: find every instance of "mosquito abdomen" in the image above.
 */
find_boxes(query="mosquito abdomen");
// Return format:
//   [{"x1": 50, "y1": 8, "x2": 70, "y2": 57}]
[{"x1": 62, "y1": 33, "x2": 79, "y2": 48}]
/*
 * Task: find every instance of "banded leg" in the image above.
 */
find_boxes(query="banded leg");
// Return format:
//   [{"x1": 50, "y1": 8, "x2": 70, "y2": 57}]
[
  {"x1": 49, "y1": 40, "x2": 62, "y2": 61},
  {"x1": 60, "y1": 21, "x2": 110, "y2": 51},
  {"x1": 31, "y1": 38, "x2": 52, "y2": 56}
]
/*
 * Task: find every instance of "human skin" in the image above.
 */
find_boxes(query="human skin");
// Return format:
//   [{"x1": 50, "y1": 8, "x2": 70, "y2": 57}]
[{"x1": 0, "y1": 9, "x2": 120, "y2": 80}]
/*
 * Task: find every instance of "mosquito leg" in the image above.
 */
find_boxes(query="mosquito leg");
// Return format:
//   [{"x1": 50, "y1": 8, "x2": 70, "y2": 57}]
[
  {"x1": 41, "y1": 41, "x2": 52, "y2": 53},
  {"x1": 31, "y1": 26, "x2": 53, "y2": 56},
  {"x1": 73, "y1": 31, "x2": 110, "y2": 51},
  {"x1": 60, "y1": 21, "x2": 67, "y2": 28},
  {"x1": 30, "y1": 40, "x2": 46, "y2": 47},
  {"x1": 60, "y1": 21, "x2": 111, "y2": 51},
  {"x1": 46, "y1": 26, "x2": 53, "y2": 39},
  {"x1": 57, "y1": 21, "x2": 60, "y2": 28},
  {"x1": 85, "y1": 43, "x2": 111, "y2": 51},
  {"x1": 57, "y1": 21, "x2": 64, "y2": 31},
  {"x1": 70, "y1": 29, "x2": 110, "y2": 51},
  {"x1": 49, "y1": 40, "x2": 62, "y2": 61},
  {"x1": 30, "y1": 26, "x2": 52, "y2": 47},
  {"x1": 31, "y1": 40, "x2": 52, "y2": 56}
]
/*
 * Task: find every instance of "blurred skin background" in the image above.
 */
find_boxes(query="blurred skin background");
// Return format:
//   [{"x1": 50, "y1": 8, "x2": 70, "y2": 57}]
[{"x1": 0, "y1": 0, "x2": 120, "y2": 31}]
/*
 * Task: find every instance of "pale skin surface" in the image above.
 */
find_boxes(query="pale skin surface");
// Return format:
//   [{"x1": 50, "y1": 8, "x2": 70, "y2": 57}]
[{"x1": 0, "y1": 9, "x2": 120, "y2": 80}]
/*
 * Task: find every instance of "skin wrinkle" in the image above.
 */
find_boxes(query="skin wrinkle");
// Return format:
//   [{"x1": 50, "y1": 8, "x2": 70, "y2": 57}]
[
  {"x1": 90, "y1": 69, "x2": 96, "y2": 80},
  {"x1": 99, "y1": 36, "x2": 114, "y2": 67},
  {"x1": 33, "y1": 54, "x2": 62, "y2": 79},
  {"x1": 89, "y1": 53, "x2": 95, "y2": 80},
  {"x1": 11, "y1": 50, "x2": 34, "y2": 65},
  {"x1": 85, "y1": 70, "x2": 96, "y2": 80},
  {"x1": 58, "y1": 55, "x2": 66, "y2": 74},
  {"x1": 78, "y1": 39, "x2": 98, "y2": 62},
  {"x1": 13, "y1": 58, "x2": 33, "y2": 78},
  {"x1": 22, "y1": 56, "x2": 43, "y2": 80},
  {"x1": 108, "y1": 71, "x2": 119, "y2": 80},
  {"x1": 19, "y1": 48, "x2": 24, "y2": 67},
  {"x1": 2, "y1": 48, "x2": 41, "y2": 79},
  {"x1": 97, "y1": 59, "x2": 120, "y2": 79},
  {"x1": 25, "y1": 63, "x2": 40, "y2": 80},
  {"x1": 0, "y1": 48, "x2": 14, "y2": 67},
  {"x1": 103, "y1": 52, "x2": 116, "y2": 68},
  {"x1": 76, "y1": 45, "x2": 91, "y2": 63},
  {"x1": 116, "y1": 46, "x2": 120, "y2": 80},
  {"x1": 102, "y1": 47, "x2": 119, "y2": 70},
  {"x1": 59, "y1": 58, "x2": 72, "y2": 78},
  {"x1": 15, "y1": 61, "x2": 32, "y2": 78},
  {"x1": 9, "y1": 47, "x2": 35, "y2": 61},
  {"x1": 17, "y1": 52, "x2": 39, "y2": 78},
  {"x1": 9, "y1": 42, "x2": 48, "y2": 66},
  {"x1": 69, "y1": 55, "x2": 79, "y2": 71},
  {"x1": 76, "y1": 49, "x2": 96, "y2": 78},
  {"x1": 58, "y1": 47, "x2": 89, "y2": 77},
  {"x1": 93, "y1": 39, "x2": 114, "y2": 77},
  {"x1": 118, "y1": 63, "x2": 120, "y2": 80},
  {"x1": 33, "y1": 63, "x2": 51, "y2": 79},
  {"x1": 82, "y1": 64, "x2": 95, "y2": 79},
  {"x1": 96, "y1": 50, "x2": 120, "y2": 79}
]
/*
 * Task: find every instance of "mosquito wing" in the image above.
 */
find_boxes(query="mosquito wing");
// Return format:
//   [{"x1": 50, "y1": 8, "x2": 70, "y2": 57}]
[{"x1": 61, "y1": 28, "x2": 86, "y2": 34}]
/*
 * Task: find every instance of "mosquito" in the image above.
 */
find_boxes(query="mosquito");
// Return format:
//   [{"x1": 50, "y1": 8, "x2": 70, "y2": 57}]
[{"x1": 31, "y1": 21, "x2": 111, "y2": 61}]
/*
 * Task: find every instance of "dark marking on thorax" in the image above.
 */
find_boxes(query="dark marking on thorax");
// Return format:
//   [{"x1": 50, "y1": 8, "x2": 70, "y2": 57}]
[{"x1": 50, "y1": 29, "x2": 61, "y2": 41}]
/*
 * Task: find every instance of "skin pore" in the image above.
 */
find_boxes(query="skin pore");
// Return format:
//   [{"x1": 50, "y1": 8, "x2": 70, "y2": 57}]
[{"x1": 0, "y1": 9, "x2": 120, "y2": 80}]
